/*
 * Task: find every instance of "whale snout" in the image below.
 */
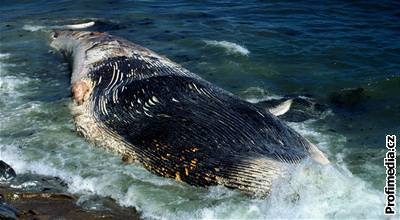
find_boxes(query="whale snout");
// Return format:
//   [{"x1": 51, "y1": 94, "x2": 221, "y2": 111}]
[
  {"x1": 50, "y1": 30, "x2": 106, "y2": 52},
  {"x1": 49, "y1": 31, "x2": 91, "y2": 58},
  {"x1": 49, "y1": 30, "x2": 73, "y2": 52}
]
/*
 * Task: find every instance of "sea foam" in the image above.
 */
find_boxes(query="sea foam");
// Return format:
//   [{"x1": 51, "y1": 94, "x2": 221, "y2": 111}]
[
  {"x1": 204, "y1": 40, "x2": 250, "y2": 56},
  {"x1": 22, "y1": 24, "x2": 45, "y2": 32}
]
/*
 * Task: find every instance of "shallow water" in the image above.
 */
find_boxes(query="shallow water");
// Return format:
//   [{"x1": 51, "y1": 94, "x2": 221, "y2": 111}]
[{"x1": 0, "y1": 1, "x2": 399, "y2": 219}]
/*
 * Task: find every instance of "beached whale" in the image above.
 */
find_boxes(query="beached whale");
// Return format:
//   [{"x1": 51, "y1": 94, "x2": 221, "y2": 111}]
[{"x1": 50, "y1": 31, "x2": 329, "y2": 195}]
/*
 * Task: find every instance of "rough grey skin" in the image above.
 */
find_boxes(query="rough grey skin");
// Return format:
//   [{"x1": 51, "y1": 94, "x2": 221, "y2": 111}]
[{"x1": 50, "y1": 31, "x2": 329, "y2": 195}]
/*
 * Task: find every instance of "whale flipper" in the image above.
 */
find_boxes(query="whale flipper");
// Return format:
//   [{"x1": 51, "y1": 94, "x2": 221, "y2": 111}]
[{"x1": 268, "y1": 99, "x2": 293, "y2": 116}]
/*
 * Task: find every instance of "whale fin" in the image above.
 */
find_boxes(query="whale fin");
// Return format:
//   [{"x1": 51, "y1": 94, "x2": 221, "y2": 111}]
[
  {"x1": 63, "y1": 21, "x2": 95, "y2": 29},
  {"x1": 268, "y1": 99, "x2": 293, "y2": 116},
  {"x1": 306, "y1": 140, "x2": 330, "y2": 165},
  {"x1": 23, "y1": 21, "x2": 95, "y2": 32}
]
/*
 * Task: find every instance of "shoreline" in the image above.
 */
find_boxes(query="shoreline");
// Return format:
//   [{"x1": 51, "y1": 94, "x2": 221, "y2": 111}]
[
  {"x1": 0, "y1": 161, "x2": 141, "y2": 220},
  {"x1": 0, "y1": 185, "x2": 142, "y2": 220}
]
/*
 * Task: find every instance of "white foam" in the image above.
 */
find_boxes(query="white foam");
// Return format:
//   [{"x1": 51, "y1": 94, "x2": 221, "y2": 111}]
[
  {"x1": 204, "y1": 40, "x2": 250, "y2": 56},
  {"x1": 240, "y1": 86, "x2": 284, "y2": 103},
  {"x1": 0, "y1": 53, "x2": 13, "y2": 74},
  {"x1": 263, "y1": 162, "x2": 384, "y2": 219},
  {"x1": 0, "y1": 53, "x2": 11, "y2": 59},
  {"x1": 10, "y1": 181, "x2": 39, "y2": 189},
  {"x1": 22, "y1": 24, "x2": 45, "y2": 32},
  {"x1": 0, "y1": 75, "x2": 29, "y2": 93},
  {"x1": 0, "y1": 55, "x2": 32, "y2": 111}
]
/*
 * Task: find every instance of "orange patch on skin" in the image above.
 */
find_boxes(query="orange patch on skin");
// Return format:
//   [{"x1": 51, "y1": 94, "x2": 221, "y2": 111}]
[
  {"x1": 122, "y1": 154, "x2": 134, "y2": 164},
  {"x1": 190, "y1": 159, "x2": 198, "y2": 170},
  {"x1": 71, "y1": 81, "x2": 90, "y2": 105},
  {"x1": 175, "y1": 172, "x2": 181, "y2": 181},
  {"x1": 190, "y1": 147, "x2": 199, "y2": 152}
]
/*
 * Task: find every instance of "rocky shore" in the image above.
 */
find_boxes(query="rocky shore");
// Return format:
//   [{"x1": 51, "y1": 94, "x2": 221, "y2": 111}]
[{"x1": 0, "y1": 160, "x2": 141, "y2": 220}]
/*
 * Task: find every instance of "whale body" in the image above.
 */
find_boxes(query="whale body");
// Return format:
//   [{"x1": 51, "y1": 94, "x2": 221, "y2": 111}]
[{"x1": 50, "y1": 31, "x2": 329, "y2": 195}]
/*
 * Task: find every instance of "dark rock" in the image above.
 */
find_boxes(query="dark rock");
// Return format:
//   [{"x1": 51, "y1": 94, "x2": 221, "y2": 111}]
[
  {"x1": 329, "y1": 87, "x2": 367, "y2": 108},
  {"x1": 0, "y1": 201, "x2": 18, "y2": 220},
  {"x1": 27, "y1": 209, "x2": 39, "y2": 215},
  {"x1": 92, "y1": 20, "x2": 126, "y2": 32},
  {"x1": 0, "y1": 161, "x2": 16, "y2": 181},
  {"x1": 173, "y1": 54, "x2": 193, "y2": 63},
  {"x1": 0, "y1": 186, "x2": 141, "y2": 219},
  {"x1": 136, "y1": 18, "x2": 154, "y2": 26},
  {"x1": 11, "y1": 192, "x2": 75, "y2": 201},
  {"x1": 327, "y1": 128, "x2": 337, "y2": 133},
  {"x1": 77, "y1": 195, "x2": 140, "y2": 218}
]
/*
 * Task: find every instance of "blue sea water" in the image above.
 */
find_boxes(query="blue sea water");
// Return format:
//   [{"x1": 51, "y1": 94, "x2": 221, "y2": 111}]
[{"x1": 0, "y1": 0, "x2": 399, "y2": 219}]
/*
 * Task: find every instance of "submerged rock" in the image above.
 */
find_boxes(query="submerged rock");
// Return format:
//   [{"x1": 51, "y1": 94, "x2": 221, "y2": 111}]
[
  {"x1": 0, "y1": 194, "x2": 18, "y2": 220},
  {"x1": 92, "y1": 20, "x2": 127, "y2": 32},
  {"x1": 0, "y1": 201, "x2": 18, "y2": 220},
  {"x1": 0, "y1": 161, "x2": 16, "y2": 181},
  {"x1": 329, "y1": 87, "x2": 367, "y2": 108}
]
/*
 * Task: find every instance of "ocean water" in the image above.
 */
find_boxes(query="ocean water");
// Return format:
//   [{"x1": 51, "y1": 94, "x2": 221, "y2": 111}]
[{"x1": 0, "y1": 0, "x2": 399, "y2": 219}]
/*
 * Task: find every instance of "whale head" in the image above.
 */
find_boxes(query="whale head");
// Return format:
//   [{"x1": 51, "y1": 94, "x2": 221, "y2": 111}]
[
  {"x1": 49, "y1": 31, "x2": 112, "y2": 82},
  {"x1": 50, "y1": 31, "x2": 95, "y2": 54}
]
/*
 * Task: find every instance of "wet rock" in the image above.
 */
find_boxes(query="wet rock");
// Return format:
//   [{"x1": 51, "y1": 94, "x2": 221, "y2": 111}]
[
  {"x1": 77, "y1": 195, "x2": 140, "y2": 218},
  {"x1": 15, "y1": 174, "x2": 69, "y2": 193},
  {"x1": 329, "y1": 87, "x2": 367, "y2": 108},
  {"x1": 0, "y1": 161, "x2": 16, "y2": 181},
  {"x1": 6, "y1": 192, "x2": 75, "y2": 202},
  {"x1": 0, "y1": 199, "x2": 18, "y2": 220},
  {"x1": 0, "y1": 186, "x2": 141, "y2": 220}
]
